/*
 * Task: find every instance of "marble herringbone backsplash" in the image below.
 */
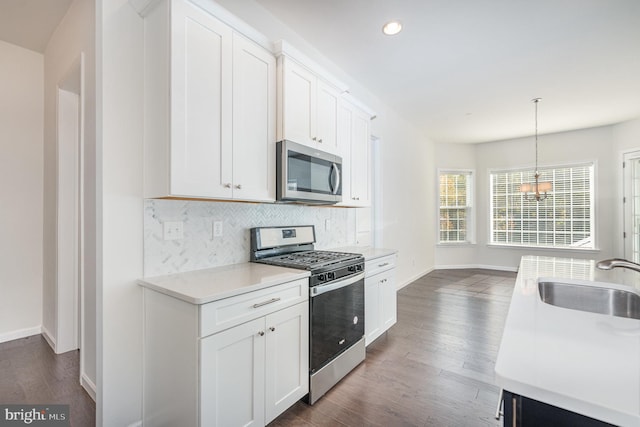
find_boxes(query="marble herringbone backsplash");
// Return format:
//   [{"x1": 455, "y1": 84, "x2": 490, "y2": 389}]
[{"x1": 144, "y1": 199, "x2": 360, "y2": 276}]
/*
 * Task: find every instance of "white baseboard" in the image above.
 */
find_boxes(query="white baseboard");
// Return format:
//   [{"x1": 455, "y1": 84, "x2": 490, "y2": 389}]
[
  {"x1": 435, "y1": 263, "x2": 518, "y2": 272},
  {"x1": 0, "y1": 326, "x2": 42, "y2": 344},
  {"x1": 41, "y1": 326, "x2": 57, "y2": 351},
  {"x1": 397, "y1": 266, "x2": 435, "y2": 290},
  {"x1": 81, "y1": 373, "x2": 97, "y2": 402}
]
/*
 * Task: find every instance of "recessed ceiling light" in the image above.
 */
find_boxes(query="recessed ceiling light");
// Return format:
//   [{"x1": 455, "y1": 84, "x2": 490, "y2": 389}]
[{"x1": 382, "y1": 20, "x2": 402, "y2": 36}]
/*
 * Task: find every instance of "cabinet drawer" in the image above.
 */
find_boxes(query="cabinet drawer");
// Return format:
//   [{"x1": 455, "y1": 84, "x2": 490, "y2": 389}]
[
  {"x1": 200, "y1": 278, "x2": 308, "y2": 337},
  {"x1": 365, "y1": 254, "x2": 396, "y2": 278}
]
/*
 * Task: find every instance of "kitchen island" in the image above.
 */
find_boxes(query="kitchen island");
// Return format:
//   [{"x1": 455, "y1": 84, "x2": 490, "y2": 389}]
[{"x1": 495, "y1": 256, "x2": 640, "y2": 426}]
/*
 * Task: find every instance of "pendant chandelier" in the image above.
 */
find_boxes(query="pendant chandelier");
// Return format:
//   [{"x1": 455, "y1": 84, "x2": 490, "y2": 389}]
[{"x1": 520, "y1": 98, "x2": 552, "y2": 201}]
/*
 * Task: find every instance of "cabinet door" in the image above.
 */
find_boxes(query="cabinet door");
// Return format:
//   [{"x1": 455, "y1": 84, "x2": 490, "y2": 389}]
[
  {"x1": 264, "y1": 303, "x2": 309, "y2": 424},
  {"x1": 379, "y1": 269, "x2": 397, "y2": 331},
  {"x1": 200, "y1": 317, "x2": 265, "y2": 427},
  {"x1": 281, "y1": 58, "x2": 316, "y2": 146},
  {"x1": 232, "y1": 33, "x2": 276, "y2": 202},
  {"x1": 349, "y1": 106, "x2": 371, "y2": 206},
  {"x1": 336, "y1": 100, "x2": 353, "y2": 204},
  {"x1": 365, "y1": 274, "x2": 381, "y2": 346},
  {"x1": 316, "y1": 79, "x2": 340, "y2": 153},
  {"x1": 171, "y1": 0, "x2": 233, "y2": 198}
]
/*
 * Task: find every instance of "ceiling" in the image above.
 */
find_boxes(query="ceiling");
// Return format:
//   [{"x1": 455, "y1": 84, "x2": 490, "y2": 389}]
[
  {"x1": 1, "y1": 0, "x2": 638, "y2": 144},
  {"x1": 256, "y1": 0, "x2": 640, "y2": 143},
  {"x1": 0, "y1": 0, "x2": 72, "y2": 53}
]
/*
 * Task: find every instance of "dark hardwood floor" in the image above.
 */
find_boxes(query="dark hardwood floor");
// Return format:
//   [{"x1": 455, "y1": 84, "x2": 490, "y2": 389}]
[
  {"x1": 0, "y1": 334, "x2": 95, "y2": 426},
  {"x1": 270, "y1": 268, "x2": 516, "y2": 427},
  {"x1": 0, "y1": 268, "x2": 515, "y2": 427}
]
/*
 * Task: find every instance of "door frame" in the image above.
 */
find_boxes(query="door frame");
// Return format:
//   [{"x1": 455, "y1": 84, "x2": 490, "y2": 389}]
[
  {"x1": 55, "y1": 53, "x2": 85, "y2": 366},
  {"x1": 622, "y1": 149, "x2": 640, "y2": 261}
]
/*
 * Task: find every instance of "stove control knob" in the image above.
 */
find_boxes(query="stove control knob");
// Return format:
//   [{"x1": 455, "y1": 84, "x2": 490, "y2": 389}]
[
  {"x1": 327, "y1": 272, "x2": 336, "y2": 281},
  {"x1": 318, "y1": 274, "x2": 326, "y2": 282},
  {"x1": 348, "y1": 266, "x2": 355, "y2": 272},
  {"x1": 357, "y1": 264, "x2": 363, "y2": 272}
]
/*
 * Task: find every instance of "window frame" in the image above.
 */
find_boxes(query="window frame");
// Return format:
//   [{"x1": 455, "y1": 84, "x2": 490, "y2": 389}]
[
  {"x1": 438, "y1": 169, "x2": 475, "y2": 245},
  {"x1": 488, "y1": 161, "x2": 597, "y2": 251}
]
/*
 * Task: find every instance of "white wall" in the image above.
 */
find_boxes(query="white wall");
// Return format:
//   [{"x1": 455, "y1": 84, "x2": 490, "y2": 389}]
[
  {"x1": 98, "y1": 0, "x2": 145, "y2": 425},
  {"x1": 436, "y1": 124, "x2": 625, "y2": 270},
  {"x1": 43, "y1": 0, "x2": 97, "y2": 396},
  {"x1": 213, "y1": 0, "x2": 436, "y2": 288},
  {"x1": 0, "y1": 40, "x2": 44, "y2": 342}
]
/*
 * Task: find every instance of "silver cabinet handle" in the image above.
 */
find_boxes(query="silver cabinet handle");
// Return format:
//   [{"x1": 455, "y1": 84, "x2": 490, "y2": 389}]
[
  {"x1": 312, "y1": 136, "x2": 317, "y2": 141},
  {"x1": 269, "y1": 327, "x2": 275, "y2": 332},
  {"x1": 318, "y1": 138, "x2": 323, "y2": 143},
  {"x1": 223, "y1": 183, "x2": 231, "y2": 188},
  {"x1": 378, "y1": 262, "x2": 389, "y2": 268},
  {"x1": 258, "y1": 331, "x2": 265, "y2": 337},
  {"x1": 252, "y1": 297, "x2": 281, "y2": 308},
  {"x1": 494, "y1": 388, "x2": 503, "y2": 420},
  {"x1": 235, "y1": 184, "x2": 242, "y2": 189}
]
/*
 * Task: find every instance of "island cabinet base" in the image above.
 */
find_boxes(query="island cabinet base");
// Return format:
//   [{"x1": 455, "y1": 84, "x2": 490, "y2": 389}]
[{"x1": 502, "y1": 391, "x2": 616, "y2": 427}]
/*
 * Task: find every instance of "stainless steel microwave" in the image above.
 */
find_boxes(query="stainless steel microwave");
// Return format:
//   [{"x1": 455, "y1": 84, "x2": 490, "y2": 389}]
[{"x1": 276, "y1": 140, "x2": 342, "y2": 204}]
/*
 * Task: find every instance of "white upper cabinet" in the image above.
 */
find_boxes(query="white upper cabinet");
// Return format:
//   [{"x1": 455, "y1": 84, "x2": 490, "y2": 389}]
[
  {"x1": 277, "y1": 56, "x2": 341, "y2": 153},
  {"x1": 142, "y1": 0, "x2": 275, "y2": 202},
  {"x1": 338, "y1": 96, "x2": 373, "y2": 207},
  {"x1": 232, "y1": 32, "x2": 276, "y2": 202},
  {"x1": 170, "y1": 0, "x2": 233, "y2": 199},
  {"x1": 315, "y1": 79, "x2": 341, "y2": 153}
]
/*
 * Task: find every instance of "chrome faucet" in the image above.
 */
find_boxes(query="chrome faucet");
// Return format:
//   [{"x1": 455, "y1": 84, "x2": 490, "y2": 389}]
[{"x1": 596, "y1": 258, "x2": 640, "y2": 273}]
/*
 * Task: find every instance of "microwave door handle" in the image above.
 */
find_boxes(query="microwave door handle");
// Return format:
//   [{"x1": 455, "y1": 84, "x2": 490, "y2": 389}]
[{"x1": 330, "y1": 163, "x2": 340, "y2": 195}]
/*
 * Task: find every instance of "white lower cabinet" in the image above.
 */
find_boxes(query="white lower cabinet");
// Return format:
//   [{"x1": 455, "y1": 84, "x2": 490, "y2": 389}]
[
  {"x1": 200, "y1": 302, "x2": 308, "y2": 426},
  {"x1": 364, "y1": 254, "x2": 397, "y2": 346},
  {"x1": 142, "y1": 278, "x2": 309, "y2": 427}
]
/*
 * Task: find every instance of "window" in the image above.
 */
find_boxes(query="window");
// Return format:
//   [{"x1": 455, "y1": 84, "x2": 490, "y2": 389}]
[
  {"x1": 490, "y1": 163, "x2": 594, "y2": 249},
  {"x1": 439, "y1": 171, "x2": 473, "y2": 243}
]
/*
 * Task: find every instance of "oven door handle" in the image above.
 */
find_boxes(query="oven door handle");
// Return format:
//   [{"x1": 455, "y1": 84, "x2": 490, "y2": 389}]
[{"x1": 310, "y1": 272, "x2": 365, "y2": 297}]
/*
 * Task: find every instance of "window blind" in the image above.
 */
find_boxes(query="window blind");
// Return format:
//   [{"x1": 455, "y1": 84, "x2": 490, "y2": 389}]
[
  {"x1": 439, "y1": 172, "x2": 472, "y2": 243},
  {"x1": 490, "y1": 163, "x2": 594, "y2": 248}
]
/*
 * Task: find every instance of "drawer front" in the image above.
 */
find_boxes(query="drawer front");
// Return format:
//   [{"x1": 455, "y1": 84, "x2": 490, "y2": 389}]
[
  {"x1": 200, "y1": 278, "x2": 308, "y2": 337},
  {"x1": 365, "y1": 254, "x2": 396, "y2": 278}
]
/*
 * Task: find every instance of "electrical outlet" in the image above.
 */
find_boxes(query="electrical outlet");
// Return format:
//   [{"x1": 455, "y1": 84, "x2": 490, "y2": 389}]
[
  {"x1": 213, "y1": 221, "x2": 223, "y2": 237},
  {"x1": 163, "y1": 221, "x2": 184, "y2": 240}
]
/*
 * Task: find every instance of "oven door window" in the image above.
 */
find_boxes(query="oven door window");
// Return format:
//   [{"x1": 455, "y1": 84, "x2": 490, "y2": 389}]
[{"x1": 310, "y1": 279, "x2": 364, "y2": 373}]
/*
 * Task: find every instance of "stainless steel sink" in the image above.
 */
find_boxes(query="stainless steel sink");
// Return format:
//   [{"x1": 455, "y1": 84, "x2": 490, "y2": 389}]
[{"x1": 538, "y1": 281, "x2": 640, "y2": 320}]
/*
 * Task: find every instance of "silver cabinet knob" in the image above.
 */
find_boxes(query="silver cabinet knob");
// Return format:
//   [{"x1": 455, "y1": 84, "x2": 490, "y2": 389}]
[
  {"x1": 269, "y1": 327, "x2": 275, "y2": 332},
  {"x1": 258, "y1": 331, "x2": 265, "y2": 337},
  {"x1": 318, "y1": 138, "x2": 323, "y2": 143},
  {"x1": 235, "y1": 184, "x2": 242, "y2": 190},
  {"x1": 223, "y1": 183, "x2": 231, "y2": 188}
]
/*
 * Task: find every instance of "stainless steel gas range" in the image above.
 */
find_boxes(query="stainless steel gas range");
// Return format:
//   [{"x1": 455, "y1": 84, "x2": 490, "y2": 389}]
[{"x1": 250, "y1": 225, "x2": 365, "y2": 404}]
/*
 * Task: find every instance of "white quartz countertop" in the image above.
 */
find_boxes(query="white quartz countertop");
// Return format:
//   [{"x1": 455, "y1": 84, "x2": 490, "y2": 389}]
[
  {"x1": 330, "y1": 246, "x2": 397, "y2": 260},
  {"x1": 138, "y1": 263, "x2": 310, "y2": 305},
  {"x1": 495, "y1": 255, "x2": 640, "y2": 426}
]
